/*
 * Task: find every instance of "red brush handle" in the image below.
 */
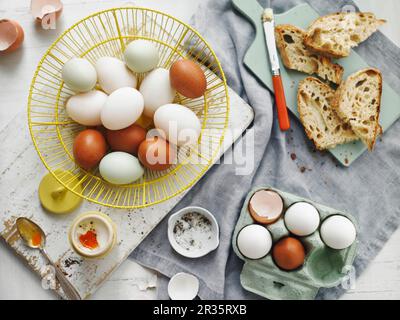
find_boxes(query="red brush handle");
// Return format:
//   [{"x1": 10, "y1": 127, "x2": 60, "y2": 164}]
[{"x1": 272, "y1": 75, "x2": 290, "y2": 131}]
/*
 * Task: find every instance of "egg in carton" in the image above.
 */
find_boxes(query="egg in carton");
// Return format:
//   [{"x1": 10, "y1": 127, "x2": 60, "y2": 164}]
[{"x1": 232, "y1": 186, "x2": 358, "y2": 300}]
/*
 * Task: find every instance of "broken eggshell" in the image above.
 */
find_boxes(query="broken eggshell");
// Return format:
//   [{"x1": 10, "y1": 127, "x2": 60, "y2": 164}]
[
  {"x1": 167, "y1": 206, "x2": 219, "y2": 258},
  {"x1": 0, "y1": 19, "x2": 24, "y2": 54},
  {"x1": 31, "y1": 0, "x2": 63, "y2": 22},
  {"x1": 168, "y1": 272, "x2": 199, "y2": 300}
]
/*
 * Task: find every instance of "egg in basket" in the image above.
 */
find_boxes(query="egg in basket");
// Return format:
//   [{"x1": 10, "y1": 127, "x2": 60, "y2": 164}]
[{"x1": 28, "y1": 8, "x2": 229, "y2": 209}]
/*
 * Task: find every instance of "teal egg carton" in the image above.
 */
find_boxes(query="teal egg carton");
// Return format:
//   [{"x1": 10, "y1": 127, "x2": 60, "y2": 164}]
[{"x1": 232, "y1": 186, "x2": 358, "y2": 300}]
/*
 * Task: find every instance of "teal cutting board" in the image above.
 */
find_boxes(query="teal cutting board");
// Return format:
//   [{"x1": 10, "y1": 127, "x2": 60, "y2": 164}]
[{"x1": 232, "y1": 0, "x2": 400, "y2": 166}]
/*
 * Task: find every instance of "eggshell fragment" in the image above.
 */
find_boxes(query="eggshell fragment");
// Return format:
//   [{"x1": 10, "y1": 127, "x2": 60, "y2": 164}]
[
  {"x1": 0, "y1": 19, "x2": 24, "y2": 54},
  {"x1": 101, "y1": 87, "x2": 144, "y2": 130},
  {"x1": 272, "y1": 237, "x2": 305, "y2": 271},
  {"x1": 124, "y1": 40, "x2": 159, "y2": 73},
  {"x1": 31, "y1": 0, "x2": 63, "y2": 21}
]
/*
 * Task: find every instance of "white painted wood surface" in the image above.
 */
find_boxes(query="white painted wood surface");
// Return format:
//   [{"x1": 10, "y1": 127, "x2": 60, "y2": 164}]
[{"x1": 1, "y1": 0, "x2": 399, "y2": 300}]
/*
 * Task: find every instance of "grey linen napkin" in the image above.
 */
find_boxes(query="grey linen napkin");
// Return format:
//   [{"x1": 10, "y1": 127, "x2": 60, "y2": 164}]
[{"x1": 131, "y1": 0, "x2": 400, "y2": 299}]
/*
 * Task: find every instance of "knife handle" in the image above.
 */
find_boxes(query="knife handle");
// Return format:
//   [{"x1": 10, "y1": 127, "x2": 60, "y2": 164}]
[{"x1": 272, "y1": 75, "x2": 290, "y2": 131}]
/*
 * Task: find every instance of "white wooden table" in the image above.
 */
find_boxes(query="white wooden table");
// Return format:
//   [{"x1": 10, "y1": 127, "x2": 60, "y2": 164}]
[{"x1": 1, "y1": 0, "x2": 399, "y2": 300}]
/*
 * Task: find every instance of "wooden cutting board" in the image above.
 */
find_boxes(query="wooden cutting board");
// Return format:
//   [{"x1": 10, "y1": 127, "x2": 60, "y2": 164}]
[{"x1": 232, "y1": 0, "x2": 400, "y2": 166}]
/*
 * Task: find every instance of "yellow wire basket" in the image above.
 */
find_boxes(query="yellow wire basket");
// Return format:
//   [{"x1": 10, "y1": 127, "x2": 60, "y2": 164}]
[{"x1": 28, "y1": 7, "x2": 229, "y2": 209}]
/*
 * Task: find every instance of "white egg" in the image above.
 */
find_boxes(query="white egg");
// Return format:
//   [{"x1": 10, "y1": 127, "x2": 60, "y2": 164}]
[
  {"x1": 101, "y1": 87, "x2": 144, "y2": 130},
  {"x1": 320, "y1": 215, "x2": 356, "y2": 250},
  {"x1": 237, "y1": 225, "x2": 272, "y2": 259},
  {"x1": 124, "y1": 40, "x2": 159, "y2": 73},
  {"x1": 154, "y1": 104, "x2": 201, "y2": 146},
  {"x1": 62, "y1": 58, "x2": 97, "y2": 92},
  {"x1": 284, "y1": 202, "x2": 320, "y2": 236},
  {"x1": 140, "y1": 68, "x2": 176, "y2": 117},
  {"x1": 99, "y1": 152, "x2": 144, "y2": 185},
  {"x1": 95, "y1": 57, "x2": 137, "y2": 94},
  {"x1": 66, "y1": 90, "x2": 107, "y2": 126}
]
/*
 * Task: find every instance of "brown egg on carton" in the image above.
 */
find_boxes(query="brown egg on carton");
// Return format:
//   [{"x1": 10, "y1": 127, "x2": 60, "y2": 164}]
[
  {"x1": 60, "y1": 45, "x2": 206, "y2": 185},
  {"x1": 232, "y1": 186, "x2": 358, "y2": 300}
]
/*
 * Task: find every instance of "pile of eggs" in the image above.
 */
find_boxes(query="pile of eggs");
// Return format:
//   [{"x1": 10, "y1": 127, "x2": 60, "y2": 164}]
[
  {"x1": 237, "y1": 189, "x2": 357, "y2": 271},
  {"x1": 62, "y1": 40, "x2": 207, "y2": 185}
]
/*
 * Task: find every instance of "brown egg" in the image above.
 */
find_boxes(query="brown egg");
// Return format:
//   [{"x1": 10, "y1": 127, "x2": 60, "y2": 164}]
[
  {"x1": 106, "y1": 124, "x2": 146, "y2": 156},
  {"x1": 0, "y1": 19, "x2": 24, "y2": 54},
  {"x1": 135, "y1": 114, "x2": 154, "y2": 130},
  {"x1": 170, "y1": 59, "x2": 207, "y2": 98},
  {"x1": 138, "y1": 137, "x2": 176, "y2": 171},
  {"x1": 272, "y1": 237, "x2": 305, "y2": 271},
  {"x1": 73, "y1": 129, "x2": 107, "y2": 170}
]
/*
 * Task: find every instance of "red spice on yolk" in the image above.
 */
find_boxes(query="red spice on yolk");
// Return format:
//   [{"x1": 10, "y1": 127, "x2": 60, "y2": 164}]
[
  {"x1": 79, "y1": 230, "x2": 99, "y2": 250},
  {"x1": 32, "y1": 232, "x2": 41, "y2": 247}
]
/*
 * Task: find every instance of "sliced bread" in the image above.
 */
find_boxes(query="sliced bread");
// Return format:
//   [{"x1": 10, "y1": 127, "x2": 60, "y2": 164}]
[
  {"x1": 304, "y1": 12, "x2": 386, "y2": 58},
  {"x1": 332, "y1": 68, "x2": 382, "y2": 151},
  {"x1": 298, "y1": 77, "x2": 358, "y2": 150},
  {"x1": 275, "y1": 24, "x2": 343, "y2": 84}
]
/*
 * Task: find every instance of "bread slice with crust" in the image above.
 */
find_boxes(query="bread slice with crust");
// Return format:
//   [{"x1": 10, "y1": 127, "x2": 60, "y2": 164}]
[
  {"x1": 332, "y1": 68, "x2": 382, "y2": 151},
  {"x1": 304, "y1": 12, "x2": 386, "y2": 58},
  {"x1": 275, "y1": 24, "x2": 343, "y2": 84},
  {"x1": 298, "y1": 77, "x2": 358, "y2": 150}
]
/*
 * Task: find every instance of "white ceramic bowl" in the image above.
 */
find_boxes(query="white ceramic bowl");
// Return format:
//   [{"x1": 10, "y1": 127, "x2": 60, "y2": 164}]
[{"x1": 168, "y1": 206, "x2": 219, "y2": 258}]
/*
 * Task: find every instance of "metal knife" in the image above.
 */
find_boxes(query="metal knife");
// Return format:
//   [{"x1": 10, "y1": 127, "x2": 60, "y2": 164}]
[{"x1": 262, "y1": 8, "x2": 290, "y2": 131}]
